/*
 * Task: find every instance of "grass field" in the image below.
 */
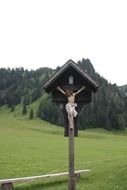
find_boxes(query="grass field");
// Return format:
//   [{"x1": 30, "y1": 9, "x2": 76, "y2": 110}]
[{"x1": 0, "y1": 106, "x2": 127, "y2": 190}]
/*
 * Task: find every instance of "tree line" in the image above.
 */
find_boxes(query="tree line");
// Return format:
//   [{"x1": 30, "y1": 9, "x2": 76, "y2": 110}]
[{"x1": 0, "y1": 59, "x2": 127, "y2": 130}]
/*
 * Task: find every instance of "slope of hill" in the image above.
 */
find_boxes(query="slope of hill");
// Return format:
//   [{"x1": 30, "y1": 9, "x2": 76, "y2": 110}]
[{"x1": 1, "y1": 108, "x2": 127, "y2": 190}]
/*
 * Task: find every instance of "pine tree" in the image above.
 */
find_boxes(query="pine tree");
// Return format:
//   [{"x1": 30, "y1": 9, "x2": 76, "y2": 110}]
[
  {"x1": 22, "y1": 104, "x2": 27, "y2": 115},
  {"x1": 11, "y1": 104, "x2": 15, "y2": 112},
  {"x1": 29, "y1": 108, "x2": 34, "y2": 119}
]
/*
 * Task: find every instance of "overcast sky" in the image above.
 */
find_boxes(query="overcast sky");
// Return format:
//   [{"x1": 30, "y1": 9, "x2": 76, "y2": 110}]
[{"x1": 0, "y1": 0, "x2": 127, "y2": 86}]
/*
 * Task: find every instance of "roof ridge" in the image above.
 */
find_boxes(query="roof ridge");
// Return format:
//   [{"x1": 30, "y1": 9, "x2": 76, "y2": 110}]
[{"x1": 43, "y1": 60, "x2": 99, "y2": 91}]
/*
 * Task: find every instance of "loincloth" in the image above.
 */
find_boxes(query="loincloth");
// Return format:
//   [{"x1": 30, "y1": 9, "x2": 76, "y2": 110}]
[{"x1": 65, "y1": 103, "x2": 78, "y2": 117}]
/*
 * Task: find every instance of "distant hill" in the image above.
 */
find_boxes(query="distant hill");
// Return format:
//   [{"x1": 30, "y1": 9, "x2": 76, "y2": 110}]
[
  {"x1": 118, "y1": 84, "x2": 127, "y2": 97},
  {"x1": 0, "y1": 59, "x2": 127, "y2": 130}
]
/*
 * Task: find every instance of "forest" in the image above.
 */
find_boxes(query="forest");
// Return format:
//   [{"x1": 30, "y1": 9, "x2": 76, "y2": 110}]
[{"x1": 0, "y1": 58, "x2": 127, "y2": 130}]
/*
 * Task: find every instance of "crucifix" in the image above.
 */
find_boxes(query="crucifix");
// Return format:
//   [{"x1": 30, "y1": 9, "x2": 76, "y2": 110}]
[{"x1": 43, "y1": 59, "x2": 98, "y2": 190}]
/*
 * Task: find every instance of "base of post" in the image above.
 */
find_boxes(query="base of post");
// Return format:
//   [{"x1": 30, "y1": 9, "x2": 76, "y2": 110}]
[
  {"x1": 1, "y1": 183, "x2": 14, "y2": 190},
  {"x1": 68, "y1": 177, "x2": 76, "y2": 190}
]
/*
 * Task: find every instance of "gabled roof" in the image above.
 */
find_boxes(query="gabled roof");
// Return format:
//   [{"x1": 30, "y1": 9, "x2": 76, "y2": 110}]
[{"x1": 43, "y1": 59, "x2": 99, "y2": 92}]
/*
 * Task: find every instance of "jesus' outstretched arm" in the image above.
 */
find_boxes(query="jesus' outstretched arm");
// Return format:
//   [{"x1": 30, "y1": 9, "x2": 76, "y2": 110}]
[
  {"x1": 57, "y1": 86, "x2": 66, "y2": 95},
  {"x1": 74, "y1": 86, "x2": 85, "y2": 96}
]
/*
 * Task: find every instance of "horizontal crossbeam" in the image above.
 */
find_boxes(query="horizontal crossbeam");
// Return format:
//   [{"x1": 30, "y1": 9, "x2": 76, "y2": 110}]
[{"x1": 0, "y1": 169, "x2": 90, "y2": 184}]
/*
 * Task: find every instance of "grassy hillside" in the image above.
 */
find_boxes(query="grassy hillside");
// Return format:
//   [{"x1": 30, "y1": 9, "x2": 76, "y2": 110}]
[{"x1": 0, "y1": 107, "x2": 127, "y2": 190}]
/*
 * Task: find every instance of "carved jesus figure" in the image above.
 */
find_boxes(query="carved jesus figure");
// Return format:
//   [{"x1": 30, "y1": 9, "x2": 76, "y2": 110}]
[{"x1": 57, "y1": 86, "x2": 85, "y2": 129}]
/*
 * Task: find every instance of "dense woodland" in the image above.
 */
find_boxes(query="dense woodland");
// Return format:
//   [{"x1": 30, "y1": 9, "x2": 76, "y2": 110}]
[{"x1": 0, "y1": 59, "x2": 127, "y2": 130}]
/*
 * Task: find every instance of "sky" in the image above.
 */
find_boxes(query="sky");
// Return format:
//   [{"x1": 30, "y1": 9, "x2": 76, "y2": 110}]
[{"x1": 0, "y1": 0, "x2": 127, "y2": 86}]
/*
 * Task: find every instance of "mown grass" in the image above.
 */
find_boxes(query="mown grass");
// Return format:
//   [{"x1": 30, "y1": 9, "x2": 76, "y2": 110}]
[{"x1": 0, "y1": 106, "x2": 127, "y2": 189}]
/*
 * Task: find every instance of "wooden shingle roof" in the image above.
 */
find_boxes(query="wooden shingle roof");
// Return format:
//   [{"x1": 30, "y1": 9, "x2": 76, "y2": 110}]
[{"x1": 44, "y1": 59, "x2": 99, "y2": 92}]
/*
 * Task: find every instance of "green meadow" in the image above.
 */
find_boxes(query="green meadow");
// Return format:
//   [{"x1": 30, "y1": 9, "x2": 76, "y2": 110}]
[{"x1": 0, "y1": 106, "x2": 127, "y2": 190}]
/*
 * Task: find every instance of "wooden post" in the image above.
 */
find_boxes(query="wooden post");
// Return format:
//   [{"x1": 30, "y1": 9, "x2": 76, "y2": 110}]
[
  {"x1": 1, "y1": 183, "x2": 14, "y2": 190},
  {"x1": 68, "y1": 117, "x2": 76, "y2": 190}
]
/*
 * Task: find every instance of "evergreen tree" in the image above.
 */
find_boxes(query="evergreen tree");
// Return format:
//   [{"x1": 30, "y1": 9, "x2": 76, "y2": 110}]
[
  {"x1": 11, "y1": 104, "x2": 15, "y2": 112},
  {"x1": 22, "y1": 104, "x2": 27, "y2": 115},
  {"x1": 29, "y1": 108, "x2": 34, "y2": 119}
]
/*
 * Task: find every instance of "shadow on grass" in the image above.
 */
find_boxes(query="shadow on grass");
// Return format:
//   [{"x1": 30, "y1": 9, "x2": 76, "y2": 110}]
[{"x1": 16, "y1": 178, "x2": 68, "y2": 190}]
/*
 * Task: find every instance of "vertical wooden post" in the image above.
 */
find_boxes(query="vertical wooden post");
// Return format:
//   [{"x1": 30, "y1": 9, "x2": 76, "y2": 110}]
[
  {"x1": 1, "y1": 183, "x2": 14, "y2": 190},
  {"x1": 68, "y1": 117, "x2": 76, "y2": 190}
]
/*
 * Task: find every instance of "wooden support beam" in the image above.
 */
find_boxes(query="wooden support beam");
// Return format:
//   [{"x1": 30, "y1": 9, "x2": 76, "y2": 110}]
[
  {"x1": 0, "y1": 169, "x2": 90, "y2": 184},
  {"x1": 68, "y1": 117, "x2": 75, "y2": 190}
]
